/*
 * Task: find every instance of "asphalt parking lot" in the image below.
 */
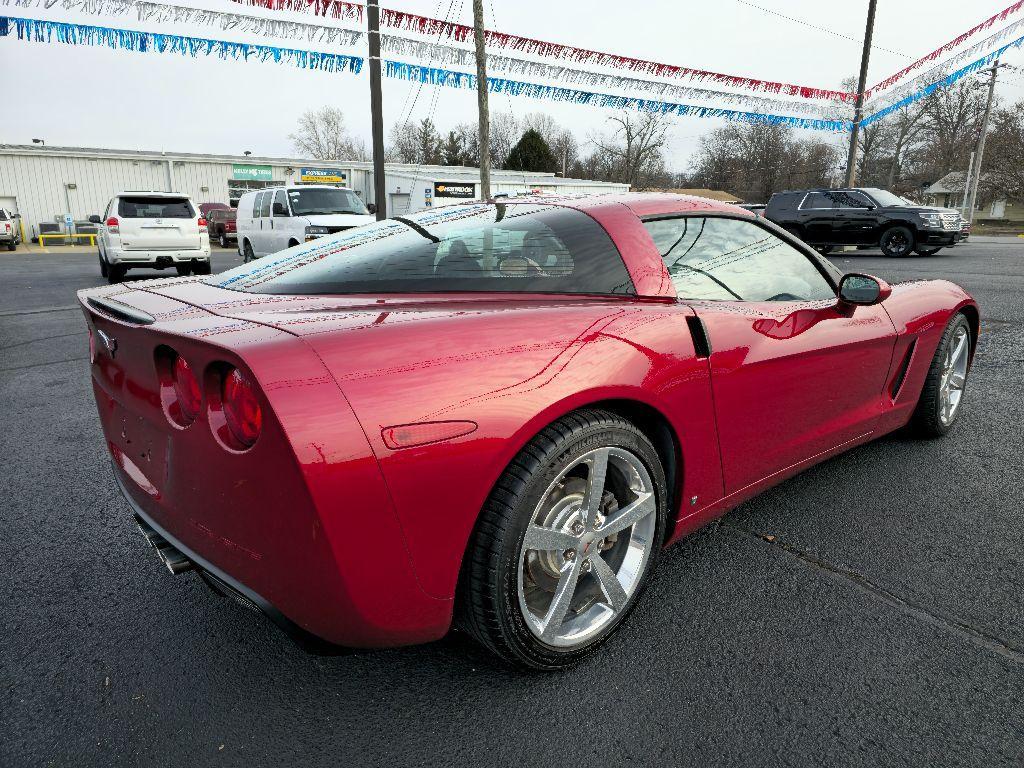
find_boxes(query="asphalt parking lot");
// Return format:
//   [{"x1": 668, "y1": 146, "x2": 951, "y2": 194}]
[{"x1": 3, "y1": 238, "x2": 1023, "y2": 766}]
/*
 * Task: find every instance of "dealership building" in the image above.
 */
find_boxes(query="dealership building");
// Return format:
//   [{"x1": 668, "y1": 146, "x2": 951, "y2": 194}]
[{"x1": 0, "y1": 144, "x2": 629, "y2": 241}]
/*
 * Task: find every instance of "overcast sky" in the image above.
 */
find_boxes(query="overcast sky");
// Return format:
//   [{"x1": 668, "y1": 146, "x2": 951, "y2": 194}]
[{"x1": 3, "y1": 0, "x2": 1023, "y2": 170}]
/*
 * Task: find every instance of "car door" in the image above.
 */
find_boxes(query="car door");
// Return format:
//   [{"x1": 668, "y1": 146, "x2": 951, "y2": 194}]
[
  {"x1": 797, "y1": 192, "x2": 837, "y2": 244},
  {"x1": 642, "y1": 214, "x2": 897, "y2": 494},
  {"x1": 271, "y1": 189, "x2": 292, "y2": 252},
  {"x1": 831, "y1": 190, "x2": 879, "y2": 245},
  {"x1": 253, "y1": 190, "x2": 273, "y2": 256}
]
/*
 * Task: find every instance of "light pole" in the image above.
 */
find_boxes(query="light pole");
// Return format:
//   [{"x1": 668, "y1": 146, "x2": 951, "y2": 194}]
[
  {"x1": 472, "y1": 0, "x2": 491, "y2": 200},
  {"x1": 367, "y1": 0, "x2": 387, "y2": 220},
  {"x1": 964, "y1": 60, "x2": 1007, "y2": 224},
  {"x1": 845, "y1": 0, "x2": 878, "y2": 188}
]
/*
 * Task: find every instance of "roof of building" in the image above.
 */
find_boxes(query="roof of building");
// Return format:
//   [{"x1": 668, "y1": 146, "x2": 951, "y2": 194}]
[
  {"x1": 924, "y1": 172, "x2": 968, "y2": 195},
  {"x1": 0, "y1": 143, "x2": 626, "y2": 188},
  {"x1": 656, "y1": 188, "x2": 744, "y2": 203}
]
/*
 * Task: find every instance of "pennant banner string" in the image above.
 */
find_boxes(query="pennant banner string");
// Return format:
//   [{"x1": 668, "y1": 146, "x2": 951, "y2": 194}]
[
  {"x1": 863, "y1": 17, "x2": 1024, "y2": 114},
  {"x1": 2, "y1": 0, "x2": 842, "y2": 119},
  {"x1": 228, "y1": 0, "x2": 855, "y2": 102},
  {"x1": 0, "y1": 15, "x2": 852, "y2": 131},
  {"x1": 865, "y1": 0, "x2": 1024, "y2": 99},
  {"x1": 0, "y1": 15, "x2": 364, "y2": 71},
  {"x1": 861, "y1": 30, "x2": 1024, "y2": 127}
]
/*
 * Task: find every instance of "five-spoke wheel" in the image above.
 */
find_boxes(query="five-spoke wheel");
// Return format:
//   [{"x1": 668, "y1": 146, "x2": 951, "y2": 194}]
[{"x1": 911, "y1": 312, "x2": 972, "y2": 437}]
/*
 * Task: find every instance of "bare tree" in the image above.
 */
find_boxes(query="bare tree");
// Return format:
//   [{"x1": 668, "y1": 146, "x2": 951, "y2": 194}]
[
  {"x1": 488, "y1": 112, "x2": 520, "y2": 168},
  {"x1": 289, "y1": 106, "x2": 367, "y2": 160},
  {"x1": 983, "y1": 101, "x2": 1024, "y2": 200},
  {"x1": 589, "y1": 112, "x2": 670, "y2": 189},
  {"x1": 387, "y1": 118, "x2": 442, "y2": 164},
  {"x1": 523, "y1": 111, "x2": 578, "y2": 175}
]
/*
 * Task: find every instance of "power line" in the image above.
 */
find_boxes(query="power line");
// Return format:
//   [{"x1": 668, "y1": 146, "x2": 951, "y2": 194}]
[{"x1": 733, "y1": 0, "x2": 911, "y2": 59}]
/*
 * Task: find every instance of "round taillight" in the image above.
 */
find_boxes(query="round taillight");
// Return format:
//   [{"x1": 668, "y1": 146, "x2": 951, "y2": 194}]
[
  {"x1": 222, "y1": 367, "x2": 262, "y2": 448},
  {"x1": 172, "y1": 355, "x2": 202, "y2": 421}
]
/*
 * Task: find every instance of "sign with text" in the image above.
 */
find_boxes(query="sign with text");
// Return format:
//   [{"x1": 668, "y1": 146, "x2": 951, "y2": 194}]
[
  {"x1": 299, "y1": 167, "x2": 348, "y2": 184},
  {"x1": 433, "y1": 181, "x2": 476, "y2": 199},
  {"x1": 232, "y1": 163, "x2": 272, "y2": 181}
]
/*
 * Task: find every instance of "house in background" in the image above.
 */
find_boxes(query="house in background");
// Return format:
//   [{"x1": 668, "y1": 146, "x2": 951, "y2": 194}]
[{"x1": 924, "y1": 172, "x2": 1023, "y2": 222}]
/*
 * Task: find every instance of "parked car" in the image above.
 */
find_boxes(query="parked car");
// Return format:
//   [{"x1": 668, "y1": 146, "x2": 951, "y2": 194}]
[
  {"x1": 765, "y1": 187, "x2": 966, "y2": 257},
  {"x1": 236, "y1": 184, "x2": 374, "y2": 262},
  {"x1": 0, "y1": 207, "x2": 21, "y2": 251},
  {"x1": 78, "y1": 193, "x2": 978, "y2": 669},
  {"x1": 205, "y1": 208, "x2": 237, "y2": 249},
  {"x1": 90, "y1": 192, "x2": 211, "y2": 283}
]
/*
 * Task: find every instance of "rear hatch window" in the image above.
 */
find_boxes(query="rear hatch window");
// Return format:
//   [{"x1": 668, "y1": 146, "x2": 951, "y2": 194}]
[
  {"x1": 117, "y1": 196, "x2": 200, "y2": 251},
  {"x1": 209, "y1": 203, "x2": 634, "y2": 296}
]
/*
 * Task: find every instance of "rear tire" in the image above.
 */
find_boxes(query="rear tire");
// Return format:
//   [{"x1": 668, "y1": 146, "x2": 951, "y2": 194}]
[
  {"x1": 458, "y1": 409, "x2": 667, "y2": 670},
  {"x1": 193, "y1": 261, "x2": 212, "y2": 276},
  {"x1": 219, "y1": 232, "x2": 229, "y2": 249},
  {"x1": 107, "y1": 264, "x2": 126, "y2": 284},
  {"x1": 909, "y1": 313, "x2": 972, "y2": 438},
  {"x1": 243, "y1": 241, "x2": 254, "y2": 263},
  {"x1": 880, "y1": 226, "x2": 915, "y2": 257},
  {"x1": 815, "y1": 245, "x2": 835, "y2": 255},
  {"x1": 6, "y1": 241, "x2": 15, "y2": 252},
  {"x1": 176, "y1": 265, "x2": 192, "y2": 277},
  {"x1": 98, "y1": 251, "x2": 108, "y2": 278}
]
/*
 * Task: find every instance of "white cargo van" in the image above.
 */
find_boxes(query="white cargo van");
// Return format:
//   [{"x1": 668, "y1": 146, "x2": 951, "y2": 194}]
[{"x1": 236, "y1": 185, "x2": 375, "y2": 261}]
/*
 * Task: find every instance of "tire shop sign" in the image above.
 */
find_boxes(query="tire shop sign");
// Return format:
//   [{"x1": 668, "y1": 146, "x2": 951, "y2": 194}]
[
  {"x1": 434, "y1": 181, "x2": 476, "y2": 199},
  {"x1": 299, "y1": 167, "x2": 348, "y2": 184},
  {"x1": 232, "y1": 164, "x2": 273, "y2": 181}
]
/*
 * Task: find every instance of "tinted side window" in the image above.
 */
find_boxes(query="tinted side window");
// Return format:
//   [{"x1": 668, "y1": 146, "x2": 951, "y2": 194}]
[
  {"x1": 643, "y1": 216, "x2": 835, "y2": 302},
  {"x1": 273, "y1": 190, "x2": 289, "y2": 217},
  {"x1": 831, "y1": 191, "x2": 873, "y2": 209},
  {"x1": 259, "y1": 192, "x2": 273, "y2": 218},
  {"x1": 801, "y1": 193, "x2": 835, "y2": 210}
]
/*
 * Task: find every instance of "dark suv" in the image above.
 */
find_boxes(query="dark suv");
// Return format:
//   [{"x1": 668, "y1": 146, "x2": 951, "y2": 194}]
[{"x1": 765, "y1": 188, "x2": 965, "y2": 257}]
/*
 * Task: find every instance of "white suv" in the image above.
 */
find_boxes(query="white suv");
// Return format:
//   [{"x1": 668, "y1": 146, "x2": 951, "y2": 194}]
[
  {"x1": 0, "y1": 207, "x2": 20, "y2": 251},
  {"x1": 236, "y1": 185, "x2": 374, "y2": 261},
  {"x1": 91, "y1": 192, "x2": 211, "y2": 283}
]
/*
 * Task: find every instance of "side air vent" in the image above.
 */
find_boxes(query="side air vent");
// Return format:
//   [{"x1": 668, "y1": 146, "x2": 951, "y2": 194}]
[
  {"x1": 890, "y1": 340, "x2": 917, "y2": 398},
  {"x1": 686, "y1": 316, "x2": 712, "y2": 359},
  {"x1": 87, "y1": 296, "x2": 155, "y2": 326}
]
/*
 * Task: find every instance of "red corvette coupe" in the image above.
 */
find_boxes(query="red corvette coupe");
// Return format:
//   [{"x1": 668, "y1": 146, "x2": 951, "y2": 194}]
[{"x1": 79, "y1": 193, "x2": 978, "y2": 669}]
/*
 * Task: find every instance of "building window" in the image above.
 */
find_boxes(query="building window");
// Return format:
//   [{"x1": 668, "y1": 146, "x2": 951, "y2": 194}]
[{"x1": 228, "y1": 179, "x2": 275, "y2": 207}]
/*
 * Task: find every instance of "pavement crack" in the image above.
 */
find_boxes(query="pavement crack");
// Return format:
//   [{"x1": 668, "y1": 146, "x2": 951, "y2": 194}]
[
  {"x1": 0, "y1": 305, "x2": 78, "y2": 317},
  {"x1": 0, "y1": 356, "x2": 88, "y2": 373},
  {"x1": 0, "y1": 331, "x2": 83, "y2": 350},
  {"x1": 723, "y1": 521, "x2": 1024, "y2": 666}
]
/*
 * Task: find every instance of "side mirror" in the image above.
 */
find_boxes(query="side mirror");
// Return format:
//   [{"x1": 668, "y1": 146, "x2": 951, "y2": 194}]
[
  {"x1": 88, "y1": 214, "x2": 102, "y2": 224},
  {"x1": 839, "y1": 273, "x2": 891, "y2": 306},
  {"x1": 366, "y1": 203, "x2": 377, "y2": 215}
]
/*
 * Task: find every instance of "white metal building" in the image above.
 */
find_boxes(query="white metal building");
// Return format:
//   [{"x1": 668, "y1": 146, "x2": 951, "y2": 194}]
[{"x1": 0, "y1": 144, "x2": 629, "y2": 240}]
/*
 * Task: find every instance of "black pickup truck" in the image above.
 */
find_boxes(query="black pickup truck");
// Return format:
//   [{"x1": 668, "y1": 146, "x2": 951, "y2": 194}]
[{"x1": 765, "y1": 187, "x2": 965, "y2": 257}]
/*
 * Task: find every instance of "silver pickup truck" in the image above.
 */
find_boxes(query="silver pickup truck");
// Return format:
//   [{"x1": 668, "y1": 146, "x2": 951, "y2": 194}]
[{"x1": 0, "y1": 208, "x2": 21, "y2": 251}]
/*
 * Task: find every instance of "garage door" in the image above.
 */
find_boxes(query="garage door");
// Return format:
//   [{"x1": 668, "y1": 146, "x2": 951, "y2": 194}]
[{"x1": 389, "y1": 193, "x2": 410, "y2": 216}]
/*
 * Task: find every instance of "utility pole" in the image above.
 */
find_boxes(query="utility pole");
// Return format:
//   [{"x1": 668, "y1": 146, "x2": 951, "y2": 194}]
[
  {"x1": 964, "y1": 59, "x2": 1005, "y2": 224},
  {"x1": 367, "y1": 0, "x2": 387, "y2": 220},
  {"x1": 844, "y1": 0, "x2": 878, "y2": 188},
  {"x1": 472, "y1": 0, "x2": 491, "y2": 200}
]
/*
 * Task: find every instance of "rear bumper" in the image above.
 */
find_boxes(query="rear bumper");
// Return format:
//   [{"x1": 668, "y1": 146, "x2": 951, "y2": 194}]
[
  {"x1": 108, "y1": 249, "x2": 211, "y2": 265},
  {"x1": 119, "y1": 469, "x2": 340, "y2": 653}
]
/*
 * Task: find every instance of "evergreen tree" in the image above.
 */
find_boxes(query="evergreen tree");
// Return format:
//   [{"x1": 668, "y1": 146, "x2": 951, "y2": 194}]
[{"x1": 504, "y1": 129, "x2": 558, "y2": 173}]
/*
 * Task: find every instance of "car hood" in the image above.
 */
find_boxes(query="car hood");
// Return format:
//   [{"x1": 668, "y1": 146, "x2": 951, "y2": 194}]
[{"x1": 300, "y1": 213, "x2": 376, "y2": 227}]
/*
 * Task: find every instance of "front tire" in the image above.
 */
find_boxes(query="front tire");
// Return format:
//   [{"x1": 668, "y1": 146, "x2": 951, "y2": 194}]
[
  {"x1": 909, "y1": 313, "x2": 972, "y2": 438},
  {"x1": 880, "y1": 226, "x2": 915, "y2": 257},
  {"x1": 459, "y1": 409, "x2": 667, "y2": 670},
  {"x1": 219, "y1": 232, "x2": 229, "y2": 249}
]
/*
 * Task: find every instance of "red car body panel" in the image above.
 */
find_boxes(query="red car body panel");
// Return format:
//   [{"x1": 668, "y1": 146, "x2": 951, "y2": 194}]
[{"x1": 78, "y1": 193, "x2": 979, "y2": 648}]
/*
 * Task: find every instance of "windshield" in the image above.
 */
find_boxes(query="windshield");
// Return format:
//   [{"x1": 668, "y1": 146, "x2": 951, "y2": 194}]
[
  {"x1": 862, "y1": 188, "x2": 911, "y2": 208},
  {"x1": 287, "y1": 188, "x2": 368, "y2": 216},
  {"x1": 208, "y1": 203, "x2": 634, "y2": 296}
]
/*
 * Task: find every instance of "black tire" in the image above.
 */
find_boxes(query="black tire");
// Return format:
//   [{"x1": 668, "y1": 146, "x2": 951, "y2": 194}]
[
  {"x1": 243, "y1": 240, "x2": 254, "y2": 263},
  {"x1": 815, "y1": 245, "x2": 835, "y2": 255},
  {"x1": 6, "y1": 240, "x2": 15, "y2": 252},
  {"x1": 879, "y1": 226, "x2": 915, "y2": 257},
  {"x1": 288, "y1": 239, "x2": 300, "y2": 249},
  {"x1": 458, "y1": 409, "x2": 668, "y2": 670},
  {"x1": 98, "y1": 251, "x2": 108, "y2": 278},
  {"x1": 107, "y1": 264, "x2": 126, "y2": 284},
  {"x1": 915, "y1": 245, "x2": 943, "y2": 256},
  {"x1": 193, "y1": 261, "x2": 212, "y2": 275},
  {"x1": 908, "y1": 313, "x2": 972, "y2": 438},
  {"x1": 176, "y1": 265, "x2": 192, "y2": 277},
  {"x1": 219, "y1": 232, "x2": 229, "y2": 249}
]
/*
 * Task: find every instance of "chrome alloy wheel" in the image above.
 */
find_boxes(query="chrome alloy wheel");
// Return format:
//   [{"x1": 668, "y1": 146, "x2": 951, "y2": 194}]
[
  {"x1": 939, "y1": 325, "x2": 970, "y2": 425},
  {"x1": 517, "y1": 447, "x2": 657, "y2": 648}
]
